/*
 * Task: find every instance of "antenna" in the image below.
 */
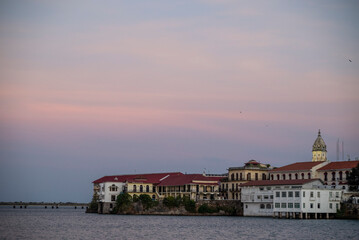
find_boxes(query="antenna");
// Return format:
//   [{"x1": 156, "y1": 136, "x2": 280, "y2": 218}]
[
  {"x1": 342, "y1": 141, "x2": 344, "y2": 161},
  {"x1": 336, "y1": 138, "x2": 339, "y2": 161}
]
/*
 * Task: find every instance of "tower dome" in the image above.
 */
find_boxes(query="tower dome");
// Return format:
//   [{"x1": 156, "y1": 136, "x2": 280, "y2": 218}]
[
  {"x1": 312, "y1": 129, "x2": 327, "y2": 162},
  {"x1": 312, "y1": 130, "x2": 327, "y2": 152}
]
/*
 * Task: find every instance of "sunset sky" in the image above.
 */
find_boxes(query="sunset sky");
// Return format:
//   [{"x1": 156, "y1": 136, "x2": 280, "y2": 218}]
[{"x1": 1, "y1": 0, "x2": 358, "y2": 202}]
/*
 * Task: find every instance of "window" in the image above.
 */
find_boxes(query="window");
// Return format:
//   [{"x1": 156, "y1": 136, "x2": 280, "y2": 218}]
[
  {"x1": 295, "y1": 173, "x2": 298, "y2": 180},
  {"x1": 277, "y1": 174, "x2": 280, "y2": 180},
  {"x1": 281, "y1": 203, "x2": 287, "y2": 208},
  {"x1": 288, "y1": 191, "x2": 293, "y2": 198},
  {"x1": 289, "y1": 174, "x2": 292, "y2": 180},
  {"x1": 332, "y1": 172, "x2": 336, "y2": 181},
  {"x1": 301, "y1": 173, "x2": 305, "y2": 179},
  {"x1": 246, "y1": 205, "x2": 248, "y2": 208},
  {"x1": 329, "y1": 192, "x2": 332, "y2": 197},
  {"x1": 295, "y1": 203, "x2": 300, "y2": 208},
  {"x1": 152, "y1": 195, "x2": 156, "y2": 200},
  {"x1": 140, "y1": 185, "x2": 143, "y2": 192},
  {"x1": 329, "y1": 203, "x2": 332, "y2": 209},
  {"x1": 153, "y1": 186, "x2": 156, "y2": 192},
  {"x1": 317, "y1": 192, "x2": 320, "y2": 198},
  {"x1": 262, "y1": 173, "x2": 266, "y2": 180},
  {"x1": 266, "y1": 187, "x2": 271, "y2": 190},
  {"x1": 236, "y1": 173, "x2": 238, "y2": 180},
  {"x1": 336, "y1": 203, "x2": 339, "y2": 209},
  {"x1": 255, "y1": 173, "x2": 258, "y2": 180},
  {"x1": 276, "y1": 192, "x2": 280, "y2": 198},
  {"x1": 339, "y1": 171, "x2": 343, "y2": 181},
  {"x1": 295, "y1": 191, "x2": 300, "y2": 197},
  {"x1": 335, "y1": 192, "x2": 339, "y2": 198},
  {"x1": 260, "y1": 204, "x2": 265, "y2": 209},
  {"x1": 310, "y1": 203, "x2": 313, "y2": 209},
  {"x1": 324, "y1": 172, "x2": 328, "y2": 181},
  {"x1": 231, "y1": 173, "x2": 234, "y2": 180},
  {"x1": 318, "y1": 203, "x2": 320, "y2": 209},
  {"x1": 275, "y1": 203, "x2": 280, "y2": 208},
  {"x1": 240, "y1": 173, "x2": 243, "y2": 180},
  {"x1": 259, "y1": 187, "x2": 264, "y2": 191},
  {"x1": 111, "y1": 195, "x2": 116, "y2": 201},
  {"x1": 270, "y1": 195, "x2": 273, "y2": 199},
  {"x1": 257, "y1": 195, "x2": 261, "y2": 200},
  {"x1": 308, "y1": 173, "x2": 311, "y2": 179},
  {"x1": 282, "y1": 174, "x2": 286, "y2": 180},
  {"x1": 264, "y1": 195, "x2": 269, "y2": 199},
  {"x1": 146, "y1": 185, "x2": 149, "y2": 192},
  {"x1": 266, "y1": 204, "x2": 271, "y2": 209},
  {"x1": 133, "y1": 185, "x2": 137, "y2": 192},
  {"x1": 271, "y1": 175, "x2": 274, "y2": 180},
  {"x1": 303, "y1": 191, "x2": 305, "y2": 197},
  {"x1": 310, "y1": 191, "x2": 314, "y2": 198},
  {"x1": 282, "y1": 191, "x2": 287, "y2": 197},
  {"x1": 247, "y1": 173, "x2": 251, "y2": 181},
  {"x1": 303, "y1": 203, "x2": 305, "y2": 208},
  {"x1": 288, "y1": 203, "x2": 293, "y2": 208},
  {"x1": 110, "y1": 184, "x2": 118, "y2": 192}
]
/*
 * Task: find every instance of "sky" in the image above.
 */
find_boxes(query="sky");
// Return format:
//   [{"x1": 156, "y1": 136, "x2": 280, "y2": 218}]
[{"x1": 0, "y1": 0, "x2": 358, "y2": 203}]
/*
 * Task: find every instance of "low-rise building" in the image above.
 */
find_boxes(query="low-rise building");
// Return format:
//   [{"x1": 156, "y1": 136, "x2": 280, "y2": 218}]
[
  {"x1": 93, "y1": 172, "x2": 182, "y2": 213},
  {"x1": 241, "y1": 179, "x2": 342, "y2": 219},
  {"x1": 157, "y1": 174, "x2": 223, "y2": 201},
  {"x1": 224, "y1": 160, "x2": 273, "y2": 200}
]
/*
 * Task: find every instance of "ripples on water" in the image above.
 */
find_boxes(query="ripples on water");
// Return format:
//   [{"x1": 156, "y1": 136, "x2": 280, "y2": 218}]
[{"x1": 0, "y1": 206, "x2": 358, "y2": 240}]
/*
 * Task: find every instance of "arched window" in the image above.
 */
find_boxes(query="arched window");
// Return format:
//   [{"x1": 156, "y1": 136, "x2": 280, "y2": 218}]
[
  {"x1": 271, "y1": 175, "x2": 274, "y2": 180},
  {"x1": 345, "y1": 171, "x2": 349, "y2": 180},
  {"x1": 133, "y1": 185, "x2": 137, "y2": 192},
  {"x1": 236, "y1": 173, "x2": 238, "y2": 180},
  {"x1": 339, "y1": 171, "x2": 343, "y2": 181},
  {"x1": 332, "y1": 172, "x2": 336, "y2": 181},
  {"x1": 231, "y1": 173, "x2": 234, "y2": 180},
  {"x1": 146, "y1": 185, "x2": 149, "y2": 192},
  {"x1": 295, "y1": 173, "x2": 298, "y2": 180},
  {"x1": 152, "y1": 195, "x2": 156, "y2": 200},
  {"x1": 262, "y1": 173, "x2": 266, "y2": 180},
  {"x1": 276, "y1": 174, "x2": 280, "y2": 180},
  {"x1": 282, "y1": 174, "x2": 286, "y2": 180},
  {"x1": 308, "y1": 173, "x2": 311, "y2": 179},
  {"x1": 260, "y1": 204, "x2": 265, "y2": 209},
  {"x1": 289, "y1": 174, "x2": 292, "y2": 180},
  {"x1": 236, "y1": 183, "x2": 238, "y2": 190},
  {"x1": 266, "y1": 204, "x2": 271, "y2": 209},
  {"x1": 324, "y1": 172, "x2": 328, "y2": 181},
  {"x1": 247, "y1": 173, "x2": 251, "y2": 181},
  {"x1": 240, "y1": 173, "x2": 243, "y2": 180},
  {"x1": 255, "y1": 173, "x2": 258, "y2": 180},
  {"x1": 236, "y1": 193, "x2": 238, "y2": 199},
  {"x1": 140, "y1": 185, "x2": 143, "y2": 192},
  {"x1": 301, "y1": 173, "x2": 305, "y2": 179}
]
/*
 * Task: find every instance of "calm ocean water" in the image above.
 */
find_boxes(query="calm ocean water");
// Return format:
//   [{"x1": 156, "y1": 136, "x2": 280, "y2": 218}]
[{"x1": 0, "y1": 206, "x2": 358, "y2": 240}]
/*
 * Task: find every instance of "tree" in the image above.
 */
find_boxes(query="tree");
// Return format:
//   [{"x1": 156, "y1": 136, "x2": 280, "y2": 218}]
[
  {"x1": 89, "y1": 192, "x2": 99, "y2": 211},
  {"x1": 139, "y1": 194, "x2": 153, "y2": 209},
  {"x1": 348, "y1": 163, "x2": 359, "y2": 191},
  {"x1": 115, "y1": 193, "x2": 133, "y2": 212}
]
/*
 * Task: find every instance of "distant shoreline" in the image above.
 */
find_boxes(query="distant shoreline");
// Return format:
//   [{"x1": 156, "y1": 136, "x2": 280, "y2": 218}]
[{"x1": 0, "y1": 202, "x2": 89, "y2": 207}]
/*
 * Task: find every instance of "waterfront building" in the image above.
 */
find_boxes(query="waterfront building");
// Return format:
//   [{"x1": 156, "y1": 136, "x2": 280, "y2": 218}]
[
  {"x1": 157, "y1": 174, "x2": 223, "y2": 201},
  {"x1": 224, "y1": 160, "x2": 273, "y2": 200},
  {"x1": 317, "y1": 160, "x2": 359, "y2": 192},
  {"x1": 93, "y1": 172, "x2": 182, "y2": 213},
  {"x1": 241, "y1": 179, "x2": 342, "y2": 219}
]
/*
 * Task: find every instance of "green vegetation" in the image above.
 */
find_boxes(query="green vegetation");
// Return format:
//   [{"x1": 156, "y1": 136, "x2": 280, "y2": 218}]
[
  {"x1": 88, "y1": 192, "x2": 99, "y2": 212},
  {"x1": 162, "y1": 196, "x2": 196, "y2": 213},
  {"x1": 348, "y1": 163, "x2": 359, "y2": 191},
  {"x1": 139, "y1": 194, "x2": 157, "y2": 209},
  {"x1": 163, "y1": 196, "x2": 180, "y2": 208},
  {"x1": 183, "y1": 196, "x2": 196, "y2": 213},
  {"x1": 114, "y1": 193, "x2": 133, "y2": 213},
  {"x1": 198, "y1": 203, "x2": 219, "y2": 213}
]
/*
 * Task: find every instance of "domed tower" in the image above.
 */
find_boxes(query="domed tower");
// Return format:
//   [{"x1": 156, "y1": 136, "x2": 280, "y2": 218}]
[{"x1": 312, "y1": 129, "x2": 327, "y2": 162}]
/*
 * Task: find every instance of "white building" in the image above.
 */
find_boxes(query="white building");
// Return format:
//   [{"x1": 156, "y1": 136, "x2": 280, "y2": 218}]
[{"x1": 241, "y1": 179, "x2": 342, "y2": 219}]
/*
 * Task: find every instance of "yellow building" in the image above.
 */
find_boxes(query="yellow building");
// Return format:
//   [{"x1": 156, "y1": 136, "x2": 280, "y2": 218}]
[
  {"x1": 223, "y1": 160, "x2": 273, "y2": 200},
  {"x1": 312, "y1": 129, "x2": 327, "y2": 162}
]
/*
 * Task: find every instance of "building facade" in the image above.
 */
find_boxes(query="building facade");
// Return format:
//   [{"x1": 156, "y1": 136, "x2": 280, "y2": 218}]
[
  {"x1": 224, "y1": 160, "x2": 272, "y2": 200},
  {"x1": 241, "y1": 179, "x2": 342, "y2": 219}
]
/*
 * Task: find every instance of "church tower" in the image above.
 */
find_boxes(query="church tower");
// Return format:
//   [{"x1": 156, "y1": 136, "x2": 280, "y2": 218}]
[{"x1": 312, "y1": 129, "x2": 327, "y2": 162}]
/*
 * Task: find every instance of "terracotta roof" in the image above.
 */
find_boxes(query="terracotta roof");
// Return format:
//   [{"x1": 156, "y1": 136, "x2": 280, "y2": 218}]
[
  {"x1": 270, "y1": 161, "x2": 325, "y2": 172},
  {"x1": 241, "y1": 179, "x2": 321, "y2": 187},
  {"x1": 157, "y1": 174, "x2": 223, "y2": 186},
  {"x1": 317, "y1": 161, "x2": 359, "y2": 171},
  {"x1": 93, "y1": 172, "x2": 183, "y2": 184}
]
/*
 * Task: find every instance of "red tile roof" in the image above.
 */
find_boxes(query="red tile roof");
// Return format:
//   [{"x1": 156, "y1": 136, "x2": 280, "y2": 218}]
[
  {"x1": 270, "y1": 161, "x2": 326, "y2": 172},
  {"x1": 93, "y1": 172, "x2": 183, "y2": 184},
  {"x1": 317, "y1": 161, "x2": 359, "y2": 171},
  {"x1": 241, "y1": 179, "x2": 322, "y2": 187},
  {"x1": 157, "y1": 174, "x2": 223, "y2": 186}
]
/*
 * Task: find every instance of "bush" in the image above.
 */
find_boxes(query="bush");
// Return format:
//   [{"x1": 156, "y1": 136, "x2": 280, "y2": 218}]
[
  {"x1": 198, "y1": 203, "x2": 218, "y2": 213},
  {"x1": 133, "y1": 194, "x2": 139, "y2": 202},
  {"x1": 114, "y1": 193, "x2": 132, "y2": 213},
  {"x1": 88, "y1": 192, "x2": 99, "y2": 211},
  {"x1": 184, "y1": 198, "x2": 196, "y2": 213},
  {"x1": 139, "y1": 194, "x2": 153, "y2": 209},
  {"x1": 163, "y1": 196, "x2": 177, "y2": 208}
]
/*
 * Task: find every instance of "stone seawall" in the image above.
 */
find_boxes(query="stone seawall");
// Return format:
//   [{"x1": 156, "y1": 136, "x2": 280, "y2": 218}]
[{"x1": 116, "y1": 200, "x2": 243, "y2": 216}]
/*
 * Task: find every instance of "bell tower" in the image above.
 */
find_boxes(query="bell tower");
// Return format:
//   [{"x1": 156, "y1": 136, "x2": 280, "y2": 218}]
[{"x1": 312, "y1": 129, "x2": 327, "y2": 162}]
